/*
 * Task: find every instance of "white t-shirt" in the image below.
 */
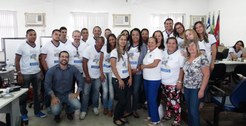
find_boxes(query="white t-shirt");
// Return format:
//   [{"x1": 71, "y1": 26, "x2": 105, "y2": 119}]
[
  {"x1": 176, "y1": 36, "x2": 184, "y2": 49},
  {"x1": 163, "y1": 30, "x2": 174, "y2": 48},
  {"x1": 86, "y1": 37, "x2": 97, "y2": 46},
  {"x1": 83, "y1": 45, "x2": 101, "y2": 79},
  {"x1": 16, "y1": 42, "x2": 41, "y2": 74},
  {"x1": 143, "y1": 48, "x2": 163, "y2": 80},
  {"x1": 199, "y1": 34, "x2": 216, "y2": 63},
  {"x1": 227, "y1": 47, "x2": 243, "y2": 59},
  {"x1": 66, "y1": 42, "x2": 87, "y2": 73},
  {"x1": 128, "y1": 46, "x2": 140, "y2": 69},
  {"x1": 101, "y1": 46, "x2": 112, "y2": 73},
  {"x1": 41, "y1": 41, "x2": 65, "y2": 69},
  {"x1": 60, "y1": 39, "x2": 72, "y2": 46},
  {"x1": 161, "y1": 49, "x2": 184, "y2": 85},
  {"x1": 110, "y1": 49, "x2": 129, "y2": 79}
]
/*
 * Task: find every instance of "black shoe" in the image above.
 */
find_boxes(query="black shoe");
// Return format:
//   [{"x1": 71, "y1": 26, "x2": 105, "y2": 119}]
[
  {"x1": 67, "y1": 113, "x2": 74, "y2": 120},
  {"x1": 54, "y1": 115, "x2": 61, "y2": 123}
]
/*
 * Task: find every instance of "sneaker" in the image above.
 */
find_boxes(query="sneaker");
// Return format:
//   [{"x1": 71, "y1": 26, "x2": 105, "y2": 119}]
[
  {"x1": 93, "y1": 108, "x2": 99, "y2": 115},
  {"x1": 54, "y1": 115, "x2": 61, "y2": 123},
  {"x1": 79, "y1": 112, "x2": 86, "y2": 120},
  {"x1": 21, "y1": 114, "x2": 28, "y2": 121},
  {"x1": 35, "y1": 111, "x2": 47, "y2": 118}
]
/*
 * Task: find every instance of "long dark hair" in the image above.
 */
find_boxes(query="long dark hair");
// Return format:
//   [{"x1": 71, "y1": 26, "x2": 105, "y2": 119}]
[
  {"x1": 233, "y1": 40, "x2": 244, "y2": 51},
  {"x1": 152, "y1": 30, "x2": 165, "y2": 50},
  {"x1": 106, "y1": 33, "x2": 116, "y2": 53},
  {"x1": 193, "y1": 21, "x2": 209, "y2": 43},
  {"x1": 128, "y1": 28, "x2": 142, "y2": 52},
  {"x1": 173, "y1": 22, "x2": 185, "y2": 38}
]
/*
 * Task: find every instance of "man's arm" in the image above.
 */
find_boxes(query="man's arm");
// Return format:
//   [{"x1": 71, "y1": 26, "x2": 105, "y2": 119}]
[
  {"x1": 83, "y1": 58, "x2": 90, "y2": 83},
  {"x1": 40, "y1": 54, "x2": 49, "y2": 72},
  {"x1": 15, "y1": 54, "x2": 23, "y2": 84}
]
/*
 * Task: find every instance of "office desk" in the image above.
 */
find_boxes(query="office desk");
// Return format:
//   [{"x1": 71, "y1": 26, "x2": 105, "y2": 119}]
[
  {"x1": 0, "y1": 88, "x2": 28, "y2": 126},
  {"x1": 217, "y1": 60, "x2": 246, "y2": 72}
]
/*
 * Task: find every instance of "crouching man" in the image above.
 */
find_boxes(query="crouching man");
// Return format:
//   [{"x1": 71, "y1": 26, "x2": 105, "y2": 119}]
[{"x1": 44, "y1": 51, "x2": 83, "y2": 123}]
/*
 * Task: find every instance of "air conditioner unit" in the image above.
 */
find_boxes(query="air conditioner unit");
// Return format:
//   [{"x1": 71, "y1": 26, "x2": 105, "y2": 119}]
[
  {"x1": 113, "y1": 14, "x2": 131, "y2": 27},
  {"x1": 25, "y1": 13, "x2": 46, "y2": 27}
]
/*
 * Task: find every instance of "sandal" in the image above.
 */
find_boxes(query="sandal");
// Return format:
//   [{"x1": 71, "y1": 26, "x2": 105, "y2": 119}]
[
  {"x1": 148, "y1": 121, "x2": 160, "y2": 126},
  {"x1": 113, "y1": 120, "x2": 125, "y2": 126},
  {"x1": 123, "y1": 112, "x2": 132, "y2": 118},
  {"x1": 120, "y1": 118, "x2": 129, "y2": 124},
  {"x1": 144, "y1": 117, "x2": 151, "y2": 122},
  {"x1": 133, "y1": 111, "x2": 140, "y2": 118},
  {"x1": 171, "y1": 122, "x2": 181, "y2": 126}
]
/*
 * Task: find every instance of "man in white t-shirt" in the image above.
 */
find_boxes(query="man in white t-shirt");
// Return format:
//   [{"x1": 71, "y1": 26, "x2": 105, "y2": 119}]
[
  {"x1": 15, "y1": 29, "x2": 46, "y2": 123},
  {"x1": 40, "y1": 29, "x2": 65, "y2": 109},
  {"x1": 81, "y1": 28, "x2": 89, "y2": 43},
  {"x1": 86, "y1": 26, "x2": 102, "y2": 46},
  {"x1": 163, "y1": 18, "x2": 174, "y2": 47},
  {"x1": 80, "y1": 36, "x2": 105, "y2": 119},
  {"x1": 59, "y1": 26, "x2": 72, "y2": 46}
]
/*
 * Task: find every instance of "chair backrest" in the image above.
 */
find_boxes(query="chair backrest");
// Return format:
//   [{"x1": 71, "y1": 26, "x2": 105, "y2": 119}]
[
  {"x1": 216, "y1": 52, "x2": 224, "y2": 61},
  {"x1": 222, "y1": 48, "x2": 229, "y2": 59},
  {"x1": 230, "y1": 79, "x2": 246, "y2": 108},
  {"x1": 234, "y1": 64, "x2": 246, "y2": 76},
  {"x1": 210, "y1": 63, "x2": 226, "y2": 80}
]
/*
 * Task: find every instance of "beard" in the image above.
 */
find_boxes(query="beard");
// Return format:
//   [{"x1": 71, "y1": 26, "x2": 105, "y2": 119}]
[{"x1": 60, "y1": 59, "x2": 68, "y2": 65}]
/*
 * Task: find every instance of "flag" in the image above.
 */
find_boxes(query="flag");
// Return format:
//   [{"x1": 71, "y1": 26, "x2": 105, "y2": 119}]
[
  {"x1": 214, "y1": 13, "x2": 220, "y2": 47},
  {"x1": 210, "y1": 13, "x2": 215, "y2": 34},
  {"x1": 206, "y1": 14, "x2": 211, "y2": 33}
]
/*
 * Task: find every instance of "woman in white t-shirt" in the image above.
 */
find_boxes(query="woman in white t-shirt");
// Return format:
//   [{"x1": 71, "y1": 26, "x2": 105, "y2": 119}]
[
  {"x1": 126, "y1": 28, "x2": 147, "y2": 118},
  {"x1": 227, "y1": 40, "x2": 244, "y2": 60},
  {"x1": 173, "y1": 22, "x2": 185, "y2": 49},
  {"x1": 194, "y1": 21, "x2": 217, "y2": 70},
  {"x1": 141, "y1": 37, "x2": 163, "y2": 126},
  {"x1": 110, "y1": 34, "x2": 132, "y2": 126},
  {"x1": 99, "y1": 34, "x2": 116, "y2": 117},
  {"x1": 160, "y1": 37, "x2": 184, "y2": 126}
]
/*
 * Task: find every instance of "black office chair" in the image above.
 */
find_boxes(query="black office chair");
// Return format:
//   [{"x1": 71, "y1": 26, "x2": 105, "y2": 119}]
[
  {"x1": 210, "y1": 79, "x2": 246, "y2": 126},
  {"x1": 216, "y1": 52, "x2": 224, "y2": 61},
  {"x1": 209, "y1": 63, "x2": 227, "y2": 87},
  {"x1": 222, "y1": 48, "x2": 229, "y2": 59},
  {"x1": 231, "y1": 64, "x2": 246, "y2": 84}
]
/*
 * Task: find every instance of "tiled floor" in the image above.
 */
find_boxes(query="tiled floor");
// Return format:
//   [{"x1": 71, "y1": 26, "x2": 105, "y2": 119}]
[{"x1": 1, "y1": 102, "x2": 246, "y2": 126}]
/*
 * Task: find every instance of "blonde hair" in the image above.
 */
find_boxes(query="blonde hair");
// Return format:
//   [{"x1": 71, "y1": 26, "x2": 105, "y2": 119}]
[
  {"x1": 183, "y1": 29, "x2": 199, "y2": 48},
  {"x1": 186, "y1": 39, "x2": 202, "y2": 58},
  {"x1": 116, "y1": 34, "x2": 128, "y2": 61}
]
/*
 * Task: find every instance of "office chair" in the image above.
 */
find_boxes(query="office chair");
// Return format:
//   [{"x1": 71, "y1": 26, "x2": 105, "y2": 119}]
[
  {"x1": 216, "y1": 52, "x2": 224, "y2": 61},
  {"x1": 222, "y1": 48, "x2": 229, "y2": 59},
  {"x1": 210, "y1": 79, "x2": 246, "y2": 126}
]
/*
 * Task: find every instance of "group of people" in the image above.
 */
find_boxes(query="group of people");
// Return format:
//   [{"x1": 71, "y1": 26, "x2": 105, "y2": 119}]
[{"x1": 15, "y1": 17, "x2": 245, "y2": 126}]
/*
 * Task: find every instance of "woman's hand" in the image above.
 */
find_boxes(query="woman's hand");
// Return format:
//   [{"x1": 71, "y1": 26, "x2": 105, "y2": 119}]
[
  {"x1": 198, "y1": 89, "x2": 204, "y2": 99},
  {"x1": 118, "y1": 79, "x2": 125, "y2": 89}
]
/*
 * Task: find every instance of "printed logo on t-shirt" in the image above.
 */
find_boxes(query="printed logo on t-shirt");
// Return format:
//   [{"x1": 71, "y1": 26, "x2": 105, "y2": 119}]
[{"x1": 29, "y1": 53, "x2": 39, "y2": 66}]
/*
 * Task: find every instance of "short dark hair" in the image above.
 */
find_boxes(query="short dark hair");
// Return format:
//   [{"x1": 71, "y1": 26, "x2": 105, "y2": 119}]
[
  {"x1": 26, "y1": 29, "x2": 36, "y2": 35},
  {"x1": 52, "y1": 29, "x2": 60, "y2": 35},
  {"x1": 59, "y1": 26, "x2": 67, "y2": 31},
  {"x1": 164, "y1": 18, "x2": 173, "y2": 24},
  {"x1": 59, "y1": 50, "x2": 69, "y2": 58},
  {"x1": 81, "y1": 28, "x2": 88, "y2": 32},
  {"x1": 96, "y1": 36, "x2": 105, "y2": 43}
]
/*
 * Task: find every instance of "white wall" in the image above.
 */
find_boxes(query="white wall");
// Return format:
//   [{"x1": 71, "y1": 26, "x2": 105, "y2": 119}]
[
  {"x1": 208, "y1": 0, "x2": 246, "y2": 46},
  {"x1": 0, "y1": 0, "x2": 208, "y2": 40}
]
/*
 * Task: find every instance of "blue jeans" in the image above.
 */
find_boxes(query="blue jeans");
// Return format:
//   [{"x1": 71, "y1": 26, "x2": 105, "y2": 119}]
[
  {"x1": 51, "y1": 93, "x2": 81, "y2": 115},
  {"x1": 81, "y1": 78, "x2": 101, "y2": 112},
  {"x1": 184, "y1": 88, "x2": 200, "y2": 126},
  {"x1": 19, "y1": 72, "x2": 42, "y2": 115},
  {"x1": 144, "y1": 79, "x2": 161, "y2": 123},
  {"x1": 102, "y1": 73, "x2": 114, "y2": 110}
]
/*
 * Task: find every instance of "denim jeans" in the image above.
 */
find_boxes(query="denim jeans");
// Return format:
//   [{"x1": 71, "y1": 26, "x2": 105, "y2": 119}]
[
  {"x1": 132, "y1": 74, "x2": 142, "y2": 111},
  {"x1": 144, "y1": 79, "x2": 161, "y2": 123},
  {"x1": 81, "y1": 78, "x2": 101, "y2": 112},
  {"x1": 102, "y1": 73, "x2": 114, "y2": 110},
  {"x1": 19, "y1": 72, "x2": 42, "y2": 115},
  {"x1": 184, "y1": 88, "x2": 200, "y2": 126},
  {"x1": 112, "y1": 77, "x2": 131, "y2": 120},
  {"x1": 51, "y1": 93, "x2": 81, "y2": 115}
]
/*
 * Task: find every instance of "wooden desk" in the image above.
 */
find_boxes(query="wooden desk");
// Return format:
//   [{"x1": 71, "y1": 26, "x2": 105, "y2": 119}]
[
  {"x1": 0, "y1": 88, "x2": 28, "y2": 126},
  {"x1": 217, "y1": 60, "x2": 246, "y2": 72}
]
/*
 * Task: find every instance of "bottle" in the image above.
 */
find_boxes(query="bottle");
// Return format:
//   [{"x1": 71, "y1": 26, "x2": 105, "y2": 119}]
[{"x1": 6, "y1": 59, "x2": 11, "y2": 69}]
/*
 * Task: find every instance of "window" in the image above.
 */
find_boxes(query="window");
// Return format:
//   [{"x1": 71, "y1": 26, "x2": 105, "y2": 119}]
[
  {"x1": 71, "y1": 12, "x2": 108, "y2": 32},
  {"x1": 0, "y1": 10, "x2": 18, "y2": 51},
  {"x1": 151, "y1": 13, "x2": 185, "y2": 31}
]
